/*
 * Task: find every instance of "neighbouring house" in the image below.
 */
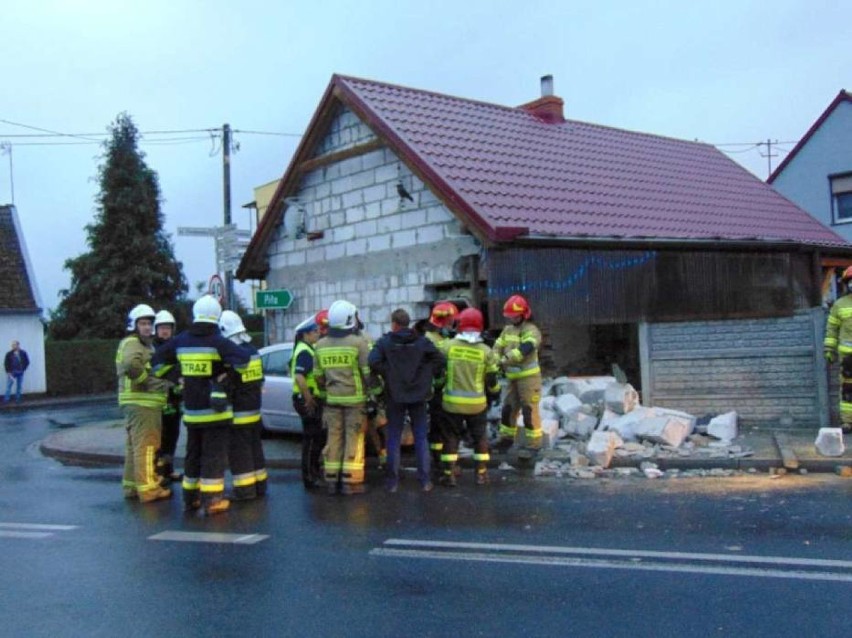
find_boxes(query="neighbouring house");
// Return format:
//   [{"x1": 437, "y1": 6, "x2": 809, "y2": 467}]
[
  {"x1": 238, "y1": 74, "x2": 852, "y2": 427},
  {"x1": 0, "y1": 204, "x2": 45, "y2": 395},
  {"x1": 769, "y1": 89, "x2": 852, "y2": 299}
]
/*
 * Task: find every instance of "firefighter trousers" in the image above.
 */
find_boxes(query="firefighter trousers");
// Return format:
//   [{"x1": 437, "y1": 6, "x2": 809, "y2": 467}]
[
  {"x1": 499, "y1": 374, "x2": 543, "y2": 447},
  {"x1": 322, "y1": 404, "x2": 366, "y2": 486},
  {"x1": 229, "y1": 424, "x2": 261, "y2": 499},
  {"x1": 122, "y1": 405, "x2": 162, "y2": 498},
  {"x1": 294, "y1": 395, "x2": 325, "y2": 487},
  {"x1": 182, "y1": 425, "x2": 229, "y2": 506}
]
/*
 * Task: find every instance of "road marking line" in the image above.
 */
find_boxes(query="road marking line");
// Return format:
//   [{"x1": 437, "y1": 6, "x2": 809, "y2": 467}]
[
  {"x1": 370, "y1": 548, "x2": 852, "y2": 584},
  {"x1": 148, "y1": 531, "x2": 269, "y2": 545},
  {"x1": 0, "y1": 523, "x2": 78, "y2": 531},
  {"x1": 0, "y1": 531, "x2": 54, "y2": 539},
  {"x1": 383, "y1": 539, "x2": 852, "y2": 570}
]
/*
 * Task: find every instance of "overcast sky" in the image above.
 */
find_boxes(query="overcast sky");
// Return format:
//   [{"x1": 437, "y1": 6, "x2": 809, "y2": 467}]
[{"x1": 2, "y1": 0, "x2": 849, "y2": 315}]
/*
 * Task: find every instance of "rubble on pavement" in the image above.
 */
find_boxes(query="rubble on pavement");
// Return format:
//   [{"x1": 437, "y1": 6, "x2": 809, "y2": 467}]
[{"x1": 531, "y1": 375, "x2": 754, "y2": 480}]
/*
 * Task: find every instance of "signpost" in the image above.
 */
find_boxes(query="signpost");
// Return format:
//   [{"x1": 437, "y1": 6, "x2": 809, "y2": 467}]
[{"x1": 255, "y1": 289, "x2": 293, "y2": 310}]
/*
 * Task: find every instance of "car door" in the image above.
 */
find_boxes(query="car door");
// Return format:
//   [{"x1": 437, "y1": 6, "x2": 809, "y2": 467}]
[{"x1": 260, "y1": 345, "x2": 298, "y2": 433}]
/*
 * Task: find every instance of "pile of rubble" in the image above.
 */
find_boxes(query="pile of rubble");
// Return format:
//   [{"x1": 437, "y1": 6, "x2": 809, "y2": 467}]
[{"x1": 529, "y1": 376, "x2": 752, "y2": 480}]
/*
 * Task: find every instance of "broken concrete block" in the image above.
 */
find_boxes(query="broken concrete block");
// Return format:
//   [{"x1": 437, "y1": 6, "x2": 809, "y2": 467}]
[
  {"x1": 553, "y1": 393, "x2": 583, "y2": 418},
  {"x1": 604, "y1": 381, "x2": 640, "y2": 415},
  {"x1": 540, "y1": 417, "x2": 560, "y2": 450},
  {"x1": 707, "y1": 411, "x2": 738, "y2": 443},
  {"x1": 600, "y1": 406, "x2": 654, "y2": 441},
  {"x1": 635, "y1": 416, "x2": 690, "y2": 448},
  {"x1": 586, "y1": 430, "x2": 623, "y2": 468},
  {"x1": 651, "y1": 407, "x2": 696, "y2": 436},
  {"x1": 569, "y1": 449, "x2": 590, "y2": 467},
  {"x1": 548, "y1": 376, "x2": 573, "y2": 396},
  {"x1": 539, "y1": 395, "x2": 557, "y2": 413},
  {"x1": 561, "y1": 376, "x2": 617, "y2": 404},
  {"x1": 561, "y1": 409, "x2": 599, "y2": 440},
  {"x1": 640, "y1": 461, "x2": 663, "y2": 479},
  {"x1": 814, "y1": 428, "x2": 845, "y2": 457}
]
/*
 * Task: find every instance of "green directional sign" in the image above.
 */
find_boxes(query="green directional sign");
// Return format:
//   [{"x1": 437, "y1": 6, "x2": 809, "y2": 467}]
[{"x1": 255, "y1": 289, "x2": 294, "y2": 310}]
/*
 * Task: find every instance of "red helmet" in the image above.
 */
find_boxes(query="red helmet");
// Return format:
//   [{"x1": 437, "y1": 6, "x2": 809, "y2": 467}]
[
  {"x1": 456, "y1": 308, "x2": 484, "y2": 333},
  {"x1": 315, "y1": 309, "x2": 329, "y2": 335},
  {"x1": 429, "y1": 302, "x2": 459, "y2": 329},
  {"x1": 842, "y1": 267, "x2": 852, "y2": 283},
  {"x1": 503, "y1": 294, "x2": 531, "y2": 320}
]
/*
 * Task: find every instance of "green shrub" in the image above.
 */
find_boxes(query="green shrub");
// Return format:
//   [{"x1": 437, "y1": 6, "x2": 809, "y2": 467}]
[{"x1": 46, "y1": 339, "x2": 119, "y2": 396}]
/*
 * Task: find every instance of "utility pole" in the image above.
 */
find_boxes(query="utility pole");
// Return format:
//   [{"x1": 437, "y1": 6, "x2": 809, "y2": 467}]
[
  {"x1": 758, "y1": 138, "x2": 778, "y2": 179},
  {"x1": 222, "y1": 123, "x2": 235, "y2": 310}
]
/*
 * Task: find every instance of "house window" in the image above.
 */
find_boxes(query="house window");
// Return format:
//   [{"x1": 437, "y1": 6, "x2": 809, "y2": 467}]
[{"x1": 831, "y1": 173, "x2": 852, "y2": 223}]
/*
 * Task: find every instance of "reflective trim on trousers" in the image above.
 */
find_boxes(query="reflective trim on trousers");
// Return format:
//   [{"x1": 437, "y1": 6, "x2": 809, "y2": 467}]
[
  {"x1": 182, "y1": 477, "x2": 200, "y2": 491},
  {"x1": 199, "y1": 479, "x2": 225, "y2": 493},
  {"x1": 473, "y1": 452, "x2": 490, "y2": 461},
  {"x1": 233, "y1": 472, "x2": 257, "y2": 487},
  {"x1": 255, "y1": 468, "x2": 268, "y2": 482},
  {"x1": 440, "y1": 453, "x2": 459, "y2": 463},
  {"x1": 499, "y1": 424, "x2": 517, "y2": 437}
]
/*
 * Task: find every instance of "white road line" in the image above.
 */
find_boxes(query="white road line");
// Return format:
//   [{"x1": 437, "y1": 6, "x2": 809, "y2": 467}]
[
  {"x1": 0, "y1": 531, "x2": 54, "y2": 539},
  {"x1": 370, "y1": 548, "x2": 852, "y2": 584},
  {"x1": 0, "y1": 523, "x2": 78, "y2": 531},
  {"x1": 148, "y1": 531, "x2": 269, "y2": 545},
  {"x1": 383, "y1": 539, "x2": 852, "y2": 570}
]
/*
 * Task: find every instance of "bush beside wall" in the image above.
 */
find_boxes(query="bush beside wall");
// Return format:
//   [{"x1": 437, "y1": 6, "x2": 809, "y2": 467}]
[{"x1": 46, "y1": 339, "x2": 119, "y2": 396}]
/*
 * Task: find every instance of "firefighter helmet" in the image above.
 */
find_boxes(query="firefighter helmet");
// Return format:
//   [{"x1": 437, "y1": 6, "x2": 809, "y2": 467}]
[
  {"x1": 154, "y1": 310, "x2": 176, "y2": 328},
  {"x1": 219, "y1": 310, "x2": 248, "y2": 340},
  {"x1": 193, "y1": 295, "x2": 222, "y2": 324},
  {"x1": 294, "y1": 314, "x2": 319, "y2": 336},
  {"x1": 315, "y1": 309, "x2": 329, "y2": 335},
  {"x1": 503, "y1": 294, "x2": 531, "y2": 320},
  {"x1": 429, "y1": 302, "x2": 459, "y2": 329},
  {"x1": 126, "y1": 304, "x2": 156, "y2": 332},
  {"x1": 328, "y1": 300, "x2": 358, "y2": 330},
  {"x1": 842, "y1": 266, "x2": 852, "y2": 282},
  {"x1": 457, "y1": 308, "x2": 484, "y2": 333}
]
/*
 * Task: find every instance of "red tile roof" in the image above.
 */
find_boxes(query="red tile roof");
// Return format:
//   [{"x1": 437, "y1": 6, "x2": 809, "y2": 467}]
[{"x1": 238, "y1": 76, "x2": 847, "y2": 280}]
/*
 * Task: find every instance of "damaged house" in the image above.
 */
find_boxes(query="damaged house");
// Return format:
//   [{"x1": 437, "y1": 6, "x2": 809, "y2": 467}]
[{"x1": 237, "y1": 74, "x2": 852, "y2": 429}]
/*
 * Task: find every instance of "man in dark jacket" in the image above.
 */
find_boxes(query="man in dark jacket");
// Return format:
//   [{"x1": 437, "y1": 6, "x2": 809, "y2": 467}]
[
  {"x1": 4, "y1": 340, "x2": 30, "y2": 404},
  {"x1": 368, "y1": 308, "x2": 444, "y2": 492}
]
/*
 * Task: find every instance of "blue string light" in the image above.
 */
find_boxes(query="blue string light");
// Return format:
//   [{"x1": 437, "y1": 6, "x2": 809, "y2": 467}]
[{"x1": 487, "y1": 250, "x2": 657, "y2": 297}]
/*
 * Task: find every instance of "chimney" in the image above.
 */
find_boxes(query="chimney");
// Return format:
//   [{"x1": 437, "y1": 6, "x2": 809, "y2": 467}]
[{"x1": 519, "y1": 74, "x2": 565, "y2": 123}]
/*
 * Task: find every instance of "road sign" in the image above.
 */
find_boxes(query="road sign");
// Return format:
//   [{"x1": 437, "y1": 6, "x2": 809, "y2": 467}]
[
  {"x1": 255, "y1": 289, "x2": 293, "y2": 310},
  {"x1": 208, "y1": 274, "x2": 226, "y2": 306}
]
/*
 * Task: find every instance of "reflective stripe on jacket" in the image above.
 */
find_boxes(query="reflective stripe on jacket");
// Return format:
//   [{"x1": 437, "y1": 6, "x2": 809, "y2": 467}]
[
  {"x1": 116, "y1": 335, "x2": 167, "y2": 408},
  {"x1": 494, "y1": 321, "x2": 542, "y2": 380},
  {"x1": 439, "y1": 338, "x2": 499, "y2": 415},
  {"x1": 825, "y1": 294, "x2": 852, "y2": 355},
  {"x1": 314, "y1": 332, "x2": 371, "y2": 406}
]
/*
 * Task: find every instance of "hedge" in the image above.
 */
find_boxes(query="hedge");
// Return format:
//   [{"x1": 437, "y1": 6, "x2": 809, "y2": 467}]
[{"x1": 46, "y1": 333, "x2": 268, "y2": 396}]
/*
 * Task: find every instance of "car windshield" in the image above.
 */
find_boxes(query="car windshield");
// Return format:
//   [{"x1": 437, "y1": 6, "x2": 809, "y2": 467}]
[{"x1": 262, "y1": 348, "x2": 292, "y2": 377}]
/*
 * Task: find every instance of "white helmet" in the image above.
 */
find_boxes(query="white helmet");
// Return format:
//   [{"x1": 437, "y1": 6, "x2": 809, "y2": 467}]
[
  {"x1": 154, "y1": 310, "x2": 176, "y2": 328},
  {"x1": 328, "y1": 299, "x2": 358, "y2": 330},
  {"x1": 219, "y1": 310, "x2": 249, "y2": 341},
  {"x1": 126, "y1": 303, "x2": 156, "y2": 332},
  {"x1": 192, "y1": 295, "x2": 222, "y2": 324}
]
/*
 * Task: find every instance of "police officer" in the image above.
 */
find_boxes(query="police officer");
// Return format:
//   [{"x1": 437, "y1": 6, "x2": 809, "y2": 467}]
[
  {"x1": 152, "y1": 296, "x2": 249, "y2": 515},
  {"x1": 291, "y1": 313, "x2": 325, "y2": 489},
  {"x1": 313, "y1": 299, "x2": 372, "y2": 495},
  {"x1": 220, "y1": 310, "x2": 268, "y2": 500},
  {"x1": 116, "y1": 304, "x2": 172, "y2": 503}
]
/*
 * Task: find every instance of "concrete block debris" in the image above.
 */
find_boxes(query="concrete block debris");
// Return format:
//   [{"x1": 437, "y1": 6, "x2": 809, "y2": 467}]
[
  {"x1": 707, "y1": 411, "x2": 738, "y2": 443},
  {"x1": 586, "y1": 430, "x2": 623, "y2": 468},
  {"x1": 814, "y1": 428, "x2": 845, "y2": 457},
  {"x1": 604, "y1": 381, "x2": 640, "y2": 415}
]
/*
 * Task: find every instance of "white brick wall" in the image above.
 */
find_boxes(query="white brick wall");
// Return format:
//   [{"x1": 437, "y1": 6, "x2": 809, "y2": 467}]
[{"x1": 266, "y1": 105, "x2": 481, "y2": 339}]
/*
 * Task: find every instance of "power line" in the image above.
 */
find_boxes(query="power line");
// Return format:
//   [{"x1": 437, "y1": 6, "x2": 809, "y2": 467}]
[{"x1": 0, "y1": 118, "x2": 102, "y2": 142}]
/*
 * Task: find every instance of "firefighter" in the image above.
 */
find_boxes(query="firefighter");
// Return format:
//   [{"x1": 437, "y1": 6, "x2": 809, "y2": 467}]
[
  {"x1": 313, "y1": 299, "x2": 372, "y2": 495},
  {"x1": 316, "y1": 308, "x2": 330, "y2": 336},
  {"x1": 116, "y1": 303, "x2": 172, "y2": 503},
  {"x1": 152, "y1": 295, "x2": 249, "y2": 515},
  {"x1": 438, "y1": 308, "x2": 500, "y2": 486},
  {"x1": 423, "y1": 302, "x2": 458, "y2": 473},
  {"x1": 824, "y1": 265, "x2": 852, "y2": 432},
  {"x1": 219, "y1": 310, "x2": 268, "y2": 500},
  {"x1": 494, "y1": 294, "x2": 543, "y2": 453},
  {"x1": 153, "y1": 309, "x2": 182, "y2": 484},
  {"x1": 291, "y1": 313, "x2": 326, "y2": 489},
  {"x1": 356, "y1": 317, "x2": 388, "y2": 470}
]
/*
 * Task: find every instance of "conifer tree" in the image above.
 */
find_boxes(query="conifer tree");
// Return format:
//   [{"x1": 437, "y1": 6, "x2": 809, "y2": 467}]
[{"x1": 49, "y1": 113, "x2": 187, "y2": 339}]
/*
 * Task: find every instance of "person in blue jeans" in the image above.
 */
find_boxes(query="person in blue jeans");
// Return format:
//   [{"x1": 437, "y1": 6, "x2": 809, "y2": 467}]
[
  {"x1": 4, "y1": 340, "x2": 29, "y2": 404},
  {"x1": 369, "y1": 308, "x2": 445, "y2": 492}
]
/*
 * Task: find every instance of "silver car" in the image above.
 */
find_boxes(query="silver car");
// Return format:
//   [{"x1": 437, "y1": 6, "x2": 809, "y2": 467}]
[{"x1": 259, "y1": 342, "x2": 302, "y2": 434}]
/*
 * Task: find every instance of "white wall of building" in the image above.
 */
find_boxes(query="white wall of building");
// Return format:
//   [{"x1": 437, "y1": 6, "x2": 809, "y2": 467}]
[{"x1": 0, "y1": 315, "x2": 46, "y2": 394}]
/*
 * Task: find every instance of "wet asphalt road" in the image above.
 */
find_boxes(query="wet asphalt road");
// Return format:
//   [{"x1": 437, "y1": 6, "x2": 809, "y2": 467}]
[{"x1": 1, "y1": 404, "x2": 851, "y2": 637}]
